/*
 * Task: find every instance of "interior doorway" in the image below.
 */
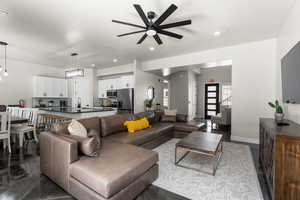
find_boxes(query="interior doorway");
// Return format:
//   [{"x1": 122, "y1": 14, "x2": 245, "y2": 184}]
[{"x1": 204, "y1": 83, "x2": 220, "y2": 119}]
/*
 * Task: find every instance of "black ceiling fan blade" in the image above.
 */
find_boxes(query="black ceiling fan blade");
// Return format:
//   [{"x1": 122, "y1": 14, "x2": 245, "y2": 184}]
[
  {"x1": 133, "y1": 4, "x2": 149, "y2": 26},
  {"x1": 154, "y1": 4, "x2": 178, "y2": 26},
  {"x1": 118, "y1": 30, "x2": 146, "y2": 37},
  {"x1": 137, "y1": 33, "x2": 148, "y2": 44},
  {"x1": 159, "y1": 20, "x2": 192, "y2": 29},
  {"x1": 153, "y1": 34, "x2": 163, "y2": 45},
  {"x1": 112, "y1": 20, "x2": 145, "y2": 29},
  {"x1": 157, "y1": 29, "x2": 183, "y2": 39}
]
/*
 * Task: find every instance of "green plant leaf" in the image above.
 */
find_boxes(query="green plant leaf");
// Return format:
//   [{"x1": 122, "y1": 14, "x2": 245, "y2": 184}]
[
  {"x1": 277, "y1": 106, "x2": 283, "y2": 113},
  {"x1": 268, "y1": 102, "x2": 275, "y2": 108}
]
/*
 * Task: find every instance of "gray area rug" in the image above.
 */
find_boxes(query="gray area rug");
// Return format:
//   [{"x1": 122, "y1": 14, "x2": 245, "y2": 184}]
[{"x1": 153, "y1": 139, "x2": 263, "y2": 200}]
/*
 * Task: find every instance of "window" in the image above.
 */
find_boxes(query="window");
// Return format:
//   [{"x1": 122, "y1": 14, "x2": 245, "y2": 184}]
[
  {"x1": 163, "y1": 89, "x2": 169, "y2": 108},
  {"x1": 222, "y1": 85, "x2": 232, "y2": 106}
]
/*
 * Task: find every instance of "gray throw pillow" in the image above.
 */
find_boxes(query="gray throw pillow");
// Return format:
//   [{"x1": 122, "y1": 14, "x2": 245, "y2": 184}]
[{"x1": 161, "y1": 115, "x2": 176, "y2": 122}]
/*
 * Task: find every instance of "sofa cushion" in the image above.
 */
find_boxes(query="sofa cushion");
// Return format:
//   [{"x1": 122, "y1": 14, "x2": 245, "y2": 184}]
[
  {"x1": 104, "y1": 123, "x2": 174, "y2": 145},
  {"x1": 69, "y1": 141, "x2": 158, "y2": 198},
  {"x1": 50, "y1": 117, "x2": 101, "y2": 136},
  {"x1": 161, "y1": 115, "x2": 176, "y2": 122},
  {"x1": 100, "y1": 114, "x2": 132, "y2": 137},
  {"x1": 174, "y1": 122, "x2": 206, "y2": 132},
  {"x1": 176, "y1": 114, "x2": 188, "y2": 122}
]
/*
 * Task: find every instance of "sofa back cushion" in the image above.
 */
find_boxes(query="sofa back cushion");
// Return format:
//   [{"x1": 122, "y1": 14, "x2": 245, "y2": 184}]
[
  {"x1": 134, "y1": 111, "x2": 156, "y2": 124},
  {"x1": 50, "y1": 117, "x2": 101, "y2": 135},
  {"x1": 100, "y1": 114, "x2": 132, "y2": 137}
]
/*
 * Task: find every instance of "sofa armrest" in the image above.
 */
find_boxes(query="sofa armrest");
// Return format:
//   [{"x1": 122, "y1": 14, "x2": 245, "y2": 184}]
[{"x1": 40, "y1": 132, "x2": 78, "y2": 192}]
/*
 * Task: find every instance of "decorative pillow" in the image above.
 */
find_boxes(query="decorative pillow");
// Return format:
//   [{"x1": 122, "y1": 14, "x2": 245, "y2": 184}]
[
  {"x1": 161, "y1": 115, "x2": 176, "y2": 122},
  {"x1": 134, "y1": 112, "x2": 156, "y2": 124},
  {"x1": 87, "y1": 129, "x2": 102, "y2": 150},
  {"x1": 62, "y1": 129, "x2": 101, "y2": 157},
  {"x1": 68, "y1": 119, "x2": 88, "y2": 137},
  {"x1": 124, "y1": 117, "x2": 150, "y2": 134},
  {"x1": 176, "y1": 114, "x2": 188, "y2": 122},
  {"x1": 164, "y1": 109, "x2": 177, "y2": 116},
  {"x1": 51, "y1": 122, "x2": 70, "y2": 135}
]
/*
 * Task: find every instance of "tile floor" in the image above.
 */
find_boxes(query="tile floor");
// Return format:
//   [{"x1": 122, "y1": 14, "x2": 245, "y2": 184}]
[{"x1": 0, "y1": 121, "x2": 271, "y2": 200}]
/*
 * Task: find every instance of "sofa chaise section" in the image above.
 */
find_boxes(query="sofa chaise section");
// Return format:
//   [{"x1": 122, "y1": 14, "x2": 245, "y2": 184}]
[{"x1": 69, "y1": 141, "x2": 158, "y2": 200}]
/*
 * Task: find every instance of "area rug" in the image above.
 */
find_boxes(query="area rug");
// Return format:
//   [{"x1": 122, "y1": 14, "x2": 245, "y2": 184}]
[{"x1": 152, "y1": 139, "x2": 263, "y2": 200}]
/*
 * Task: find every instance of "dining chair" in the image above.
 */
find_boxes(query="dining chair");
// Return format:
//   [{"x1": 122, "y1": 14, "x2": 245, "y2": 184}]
[
  {"x1": 11, "y1": 109, "x2": 38, "y2": 148},
  {"x1": 0, "y1": 112, "x2": 12, "y2": 153}
]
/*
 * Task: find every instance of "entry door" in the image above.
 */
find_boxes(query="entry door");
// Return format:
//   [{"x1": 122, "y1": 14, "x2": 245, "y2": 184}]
[{"x1": 205, "y1": 83, "x2": 220, "y2": 119}]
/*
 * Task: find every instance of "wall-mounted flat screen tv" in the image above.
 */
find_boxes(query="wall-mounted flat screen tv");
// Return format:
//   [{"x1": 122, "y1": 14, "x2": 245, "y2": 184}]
[{"x1": 281, "y1": 41, "x2": 300, "y2": 104}]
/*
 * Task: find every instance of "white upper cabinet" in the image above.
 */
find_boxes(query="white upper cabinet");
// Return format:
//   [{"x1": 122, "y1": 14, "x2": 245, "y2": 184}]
[
  {"x1": 120, "y1": 75, "x2": 134, "y2": 89},
  {"x1": 33, "y1": 76, "x2": 67, "y2": 98},
  {"x1": 98, "y1": 75, "x2": 134, "y2": 98}
]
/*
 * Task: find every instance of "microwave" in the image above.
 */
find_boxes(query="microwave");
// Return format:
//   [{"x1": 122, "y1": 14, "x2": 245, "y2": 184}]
[{"x1": 106, "y1": 90, "x2": 117, "y2": 98}]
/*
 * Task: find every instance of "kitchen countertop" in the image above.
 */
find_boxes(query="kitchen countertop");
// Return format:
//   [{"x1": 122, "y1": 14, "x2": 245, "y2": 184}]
[{"x1": 39, "y1": 107, "x2": 115, "y2": 114}]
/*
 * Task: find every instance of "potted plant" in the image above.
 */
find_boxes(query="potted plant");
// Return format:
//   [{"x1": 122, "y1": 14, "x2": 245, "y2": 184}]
[
  {"x1": 145, "y1": 99, "x2": 153, "y2": 111},
  {"x1": 268, "y1": 100, "x2": 284, "y2": 122}
]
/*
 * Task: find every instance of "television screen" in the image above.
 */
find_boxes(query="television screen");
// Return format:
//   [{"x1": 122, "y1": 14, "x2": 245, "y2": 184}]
[{"x1": 281, "y1": 41, "x2": 300, "y2": 104}]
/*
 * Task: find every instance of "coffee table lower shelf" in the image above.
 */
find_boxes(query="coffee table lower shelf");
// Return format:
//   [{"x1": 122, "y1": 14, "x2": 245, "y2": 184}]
[{"x1": 174, "y1": 142, "x2": 223, "y2": 176}]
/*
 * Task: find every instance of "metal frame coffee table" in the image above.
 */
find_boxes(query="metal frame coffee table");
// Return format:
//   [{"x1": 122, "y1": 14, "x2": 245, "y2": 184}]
[{"x1": 175, "y1": 132, "x2": 223, "y2": 176}]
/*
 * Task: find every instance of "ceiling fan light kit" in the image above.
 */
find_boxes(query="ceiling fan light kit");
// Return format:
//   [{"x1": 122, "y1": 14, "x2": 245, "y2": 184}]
[{"x1": 112, "y1": 4, "x2": 192, "y2": 45}]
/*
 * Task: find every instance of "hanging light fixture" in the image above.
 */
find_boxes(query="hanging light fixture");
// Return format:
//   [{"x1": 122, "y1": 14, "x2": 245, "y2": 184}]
[
  {"x1": 0, "y1": 41, "x2": 8, "y2": 77},
  {"x1": 65, "y1": 53, "x2": 84, "y2": 78}
]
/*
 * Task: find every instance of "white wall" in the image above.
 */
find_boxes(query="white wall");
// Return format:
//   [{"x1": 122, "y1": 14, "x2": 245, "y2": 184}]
[
  {"x1": 142, "y1": 39, "x2": 277, "y2": 143},
  {"x1": 188, "y1": 70, "x2": 197, "y2": 120},
  {"x1": 0, "y1": 59, "x2": 64, "y2": 107},
  {"x1": 96, "y1": 64, "x2": 134, "y2": 76},
  {"x1": 134, "y1": 60, "x2": 163, "y2": 113},
  {"x1": 276, "y1": 0, "x2": 300, "y2": 124},
  {"x1": 169, "y1": 71, "x2": 189, "y2": 114}
]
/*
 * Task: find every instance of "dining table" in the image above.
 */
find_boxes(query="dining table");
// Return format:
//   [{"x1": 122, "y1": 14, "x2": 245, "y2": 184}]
[{"x1": 0, "y1": 116, "x2": 29, "y2": 126}]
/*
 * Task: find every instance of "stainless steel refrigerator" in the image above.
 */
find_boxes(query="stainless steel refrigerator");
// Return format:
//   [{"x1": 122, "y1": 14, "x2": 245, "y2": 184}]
[{"x1": 116, "y1": 88, "x2": 134, "y2": 114}]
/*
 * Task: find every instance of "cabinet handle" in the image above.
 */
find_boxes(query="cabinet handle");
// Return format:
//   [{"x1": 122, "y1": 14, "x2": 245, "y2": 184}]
[
  {"x1": 126, "y1": 83, "x2": 129, "y2": 87},
  {"x1": 43, "y1": 93, "x2": 47, "y2": 97}
]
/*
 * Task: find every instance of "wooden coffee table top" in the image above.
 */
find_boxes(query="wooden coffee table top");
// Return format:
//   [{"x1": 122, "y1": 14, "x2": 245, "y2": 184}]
[{"x1": 176, "y1": 132, "x2": 223, "y2": 155}]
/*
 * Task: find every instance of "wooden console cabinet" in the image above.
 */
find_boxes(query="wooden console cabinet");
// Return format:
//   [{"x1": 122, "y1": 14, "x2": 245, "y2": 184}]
[{"x1": 260, "y1": 118, "x2": 300, "y2": 200}]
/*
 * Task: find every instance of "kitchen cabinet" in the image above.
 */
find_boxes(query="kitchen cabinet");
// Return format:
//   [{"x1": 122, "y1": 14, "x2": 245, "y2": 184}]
[
  {"x1": 98, "y1": 75, "x2": 134, "y2": 98},
  {"x1": 120, "y1": 75, "x2": 134, "y2": 89},
  {"x1": 33, "y1": 76, "x2": 67, "y2": 98}
]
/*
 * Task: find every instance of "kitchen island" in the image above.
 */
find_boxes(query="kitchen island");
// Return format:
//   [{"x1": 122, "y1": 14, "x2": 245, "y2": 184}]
[{"x1": 39, "y1": 107, "x2": 117, "y2": 119}]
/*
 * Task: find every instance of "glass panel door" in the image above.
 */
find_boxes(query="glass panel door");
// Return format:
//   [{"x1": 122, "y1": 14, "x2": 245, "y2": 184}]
[{"x1": 205, "y1": 83, "x2": 220, "y2": 119}]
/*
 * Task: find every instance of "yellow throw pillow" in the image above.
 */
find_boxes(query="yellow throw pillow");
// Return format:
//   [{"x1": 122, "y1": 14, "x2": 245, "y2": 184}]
[{"x1": 124, "y1": 118, "x2": 150, "y2": 134}]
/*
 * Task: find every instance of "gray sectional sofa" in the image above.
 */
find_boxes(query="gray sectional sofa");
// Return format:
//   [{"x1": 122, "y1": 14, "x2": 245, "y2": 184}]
[{"x1": 40, "y1": 112, "x2": 205, "y2": 200}]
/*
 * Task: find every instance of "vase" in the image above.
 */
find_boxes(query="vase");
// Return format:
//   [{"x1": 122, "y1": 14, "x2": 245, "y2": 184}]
[{"x1": 275, "y1": 113, "x2": 284, "y2": 122}]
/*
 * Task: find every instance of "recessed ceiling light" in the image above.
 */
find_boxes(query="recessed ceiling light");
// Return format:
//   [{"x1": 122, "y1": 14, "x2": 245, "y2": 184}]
[
  {"x1": 0, "y1": 9, "x2": 8, "y2": 15},
  {"x1": 113, "y1": 59, "x2": 118, "y2": 63},
  {"x1": 91, "y1": 64, "x2": 96, "y2": 67},
  {"x1": 214, "y1": 31, "x2": 221, "y2": 37},
  {"x1": 149, "y1": 46, "x2": 155, "y2": 51}
]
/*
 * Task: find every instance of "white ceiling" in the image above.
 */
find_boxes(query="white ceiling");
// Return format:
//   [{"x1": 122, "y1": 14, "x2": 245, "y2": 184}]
[{"x1": 0, "y1": 0, "x2": 295, "y2": 69}]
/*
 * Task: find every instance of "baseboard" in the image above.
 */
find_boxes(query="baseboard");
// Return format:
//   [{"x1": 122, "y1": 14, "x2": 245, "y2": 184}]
[{"x1": 231, "y1": 136, "x2": 259, "y2": 144}]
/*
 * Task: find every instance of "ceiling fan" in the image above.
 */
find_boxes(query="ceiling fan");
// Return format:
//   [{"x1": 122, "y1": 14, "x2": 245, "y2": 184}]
[{"x1": 112, "y1": 4, "x2": 192, "y2": 45}]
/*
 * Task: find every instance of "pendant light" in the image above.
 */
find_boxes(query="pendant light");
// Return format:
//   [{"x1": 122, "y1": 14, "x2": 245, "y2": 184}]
[
  {"x1": 0, "y1": 41, "x2": 8, "y2": 77},
  {"x1": 65, "y1": 53, "x2": 84, "y2": 78}
]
